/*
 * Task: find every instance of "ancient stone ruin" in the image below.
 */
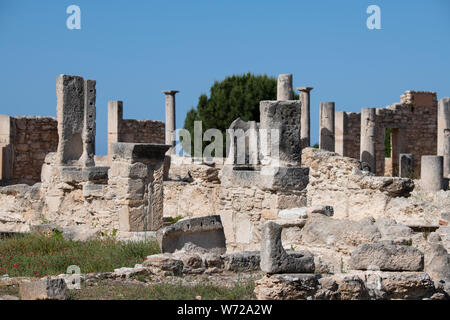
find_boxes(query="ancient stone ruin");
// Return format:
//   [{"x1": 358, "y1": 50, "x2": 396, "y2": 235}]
[{"x1": 1, "y1": 73, "x2": 449, "y2": 300}]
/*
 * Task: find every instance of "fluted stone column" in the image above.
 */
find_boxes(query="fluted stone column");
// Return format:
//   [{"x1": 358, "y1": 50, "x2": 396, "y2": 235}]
[
  {"x1": 319, "y1": 102, "x2": 335, "y2": 152},
  {"x1": 163, "y1": 90, "x2": 179, "y2": 154},
  {"x1": 277, "y1": 74, "x2": 293, "y2": 100},
  {"x1": 438, "y1": 98, "x2": 450, "y2": 178},
  {"x1": 297, "y1": 87, "x2": 313, "y2": 148},
  {"x1": 421, "y1": 156, "x2": 444, "y2": 191},
  {"x1": 360, "y1": 108, "x2": 377, "y2": 173}
]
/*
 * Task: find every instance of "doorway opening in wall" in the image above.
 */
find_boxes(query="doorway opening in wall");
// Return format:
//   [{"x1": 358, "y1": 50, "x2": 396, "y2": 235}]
[{"x1": 384, "y1": 127, "x2": 403, "y2": 177}]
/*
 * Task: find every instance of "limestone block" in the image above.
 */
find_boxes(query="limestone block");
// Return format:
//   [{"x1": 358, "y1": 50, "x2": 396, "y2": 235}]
[
  {"x1": 157, "y1": 215, "x2": 226, "y2": 254},
  {"x1": 19, "y1": 279, "x2": 69, "y2": 300},
  {"x1": 278, "y1": 208, "x2": 308, "y2": 220},
  {"x1": 235, "y1": 214, "x2": 252, "y2": 244},
  {"x1": 350, "y1": 243, "x2": 424, "y2": 271},
  {"x1": 260, "y1": 221, "x2": 315, "y2": 274},
  {"x1": 222, "y1": 251, "x2": 261, "y2": 272}
]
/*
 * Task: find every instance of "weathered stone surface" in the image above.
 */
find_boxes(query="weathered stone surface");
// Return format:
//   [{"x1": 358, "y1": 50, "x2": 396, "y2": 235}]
[
  {"x1": 142, "y1": 253, "x2": 183, "y2": 276},
  {"x1": 255, "y1": 271, "x2": 440, "y2": 300},
  {"x1": 424, "y1": 243, "x2": 450, "y2": 282},
  {"x1": 0, "y1": 295, "x2": 20, "y2": 300},
  {"x1": 319, "y1": 102, "x2": 335, "y2": 152},
  {"x1": 157, "y1": 215, "x2": 226, "y2": 254},
  {"x1": 222, "y1": 251, "x2": 260, "y2": 272},
  {"x1": 260, "y1": 221, "x2": 314, "y2": 274},
  {"x1": 19, "y1": 279, "x2": 69, "y2": 300},
  {"x1": 367, "y1": 272, "x2": 436, "y2": 300},
  {"x1": 259, "y1": 100, "x2": 302, "y2": 166},
  {"x1": 315, "y1": 274, "x2": 369, "y2": 300},
  {"x1": 350, "y1": 244, "x2": 424, "y2": 271},
  {"x1": 300, "y1": 214, "x2": 381, "y2": 249},
  {"x1": 254, "y1": 274, "x2": 318, "y2": 300},
  {"x1": 61, "y1": 225, "x2": 101, "y2": 241},
  {"x1": 278, "y1": 208, "x2": 307, "y2": 220},
  {"x1": 421, "y1": 156, "x2": 444, "y2": 192}
]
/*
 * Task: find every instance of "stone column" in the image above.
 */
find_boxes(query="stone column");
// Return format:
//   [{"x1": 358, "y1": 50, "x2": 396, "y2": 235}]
[
  {"x1": 107, "y1": 101, "x2": 123, "y2": 156},
  {"x1": 319, "y1": 102, "x2": 335, "y2": 152},
  {"x1": 163, "y1": 90, "x2": 179, "y2": 154},
  {"x1": 56, "y1": 75, "x2": 85, "y2": 165},
  {"x1": 399, "y1": 153, "x2": 414, "y2": 178},
  {"x1": 360, "y1": 108, "x2": 377, "y2": 173},
  {"x1": 80, "y1": 80, "x2": 96, "y2": 167},
  {"x1": 110, "y1": 143, "x2": 170, "y2": 232},
  {"x1": 277, "y1": 74, "x2": 293, "y2": 100},
  {"x1": 334, "y1": 111, "x2": 347, "y2": 156},
  {"x1": 297, "y1": 87, "x2": 313, "y2": 148},
  {"x1": 421, "y1": 155, "x2": 443, "y2": 191},
  {"x1": 438, "y1": 98, "x2": 450, "y2": 178}
]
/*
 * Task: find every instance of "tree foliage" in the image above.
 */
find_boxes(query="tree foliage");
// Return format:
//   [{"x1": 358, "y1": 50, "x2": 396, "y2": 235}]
[{"x1": 183, "y1": 73, "x2": 298, "y2": 152}]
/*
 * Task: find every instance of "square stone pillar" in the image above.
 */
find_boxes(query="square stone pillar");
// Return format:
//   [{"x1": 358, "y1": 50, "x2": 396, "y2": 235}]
[
  {"x1": 56, "y1": 75, "x2": 85, "y2": 165},
  {"x1": 335, "y1": 111, "x2": 347, "y2": 156},
  {"x1": 110, "y1": 143, "x2": 170, "y2": 232},
  {"x1": 259, "y1": 100, "x2": 302, "y2": 166}
]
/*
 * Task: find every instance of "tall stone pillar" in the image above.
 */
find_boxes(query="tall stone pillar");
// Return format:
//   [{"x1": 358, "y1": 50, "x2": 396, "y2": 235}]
[
  {"x1": 335, "y1": 111, "x2": 347, "y2": 156},
  {"x1": 319, "y1": 102, "x2": 335, "y2": 152},
  {"x1": 297, "y1": 87, "x2": 313, "y2": 148},
  {"x1": 438, "y1": 98, "x2": 450, "y2": 178},
  {"x1": 56, "y1": 75, "x2": 85, "y2": 165},
  {"x1": 80, "y1": 80, "x2": 96, "y2": 167},
  {"x1": 421, "y1": 155, "x2": 444, "y2": 191},
  {"x1": 0, "y1": 115, "x2": 13, "y2": 181},
  {"x1": 163, "y1": 90, "x2": 179, "y2": 154},
  {"x1": 107, "y1": 101, "x2": 123, "y2": 156},
  {"x1": 360, "y1": 108, "x2": 377, "y2": 173},
  {"x1": 277, "y1": 74, "x2": 293, "y2": 100},
  {"x1": 110, "y1": 143, "x2": 170, "y2": 232},
  {"x1": 399, "y1": 153, "x2": 414, "y2": 178}
]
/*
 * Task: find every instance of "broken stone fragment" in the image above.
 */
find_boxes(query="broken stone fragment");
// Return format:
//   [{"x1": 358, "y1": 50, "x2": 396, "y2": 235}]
[
  {"x1": 222, "y1": 251, "x2": 261, "y2": 272},
  {"x1": 142, "y1": 253, "x2": 184, "y2": 276},
  {"x1": 157, "y1": 215, "x2": 226, "y2": 254},
  {"x1": 260, "y1": 221, "x2": 314, "y2": 274},
  {"x1": 349, "y1": 243, "x2": 424, "y2": 271},
  {"x1": 19, "y1": 279, "x2": 69, "y2": 300}
]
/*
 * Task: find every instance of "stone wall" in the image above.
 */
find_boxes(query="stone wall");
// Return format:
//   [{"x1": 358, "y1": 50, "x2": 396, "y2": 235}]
[
  {"x1": 119, "y1": 119, "x2": 165, "y2": 144},
  {"x1": 303, "y1": 147, "x2": 415, "y2": 221},
  {"x1": 335, "y1": 112, "x2": 360, "y2": 160},
  {"x1": 375, "y1": 91, "x2": 437, "y2": 177},
  {"x1": 334, "y1": 91, "x2": 437, "y2": 178},
  {"x1": 107, "y1": 101, "x2": 165, "y2": 156},
  {"x1": 0, "y1": 115, "x2": 58, "y2": 186}
]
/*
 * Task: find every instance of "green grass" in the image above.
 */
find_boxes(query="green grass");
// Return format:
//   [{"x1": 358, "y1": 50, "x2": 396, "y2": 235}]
[
  {"x1": 69, "y1": 280, "x2": 256, "y2": 300},
  {"x1": 0, "y1": 232, "x2": 160, "y2": 277},
  {"x1": 0, "y1": 280, "x2": 256, "y2": 300}
]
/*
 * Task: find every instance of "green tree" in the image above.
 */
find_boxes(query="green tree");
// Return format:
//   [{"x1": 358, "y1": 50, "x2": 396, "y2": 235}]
[{"x1": 182, "y1": 73, "x2": 298, "y2": 153}]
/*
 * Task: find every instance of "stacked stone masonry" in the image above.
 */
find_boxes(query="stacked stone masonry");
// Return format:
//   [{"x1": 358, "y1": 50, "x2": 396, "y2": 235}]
[
  {"x1": 0, "y1": 115, "x2": 58, "y2": 185},
  {"x1": 335, "y1": 91, "x2": 438, "y2": 178}
]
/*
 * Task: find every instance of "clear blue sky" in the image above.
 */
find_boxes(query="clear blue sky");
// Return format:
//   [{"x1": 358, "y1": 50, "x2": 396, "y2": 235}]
[{"x1": 1, "y1": 0, "x2": 449, "y2": 155}]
